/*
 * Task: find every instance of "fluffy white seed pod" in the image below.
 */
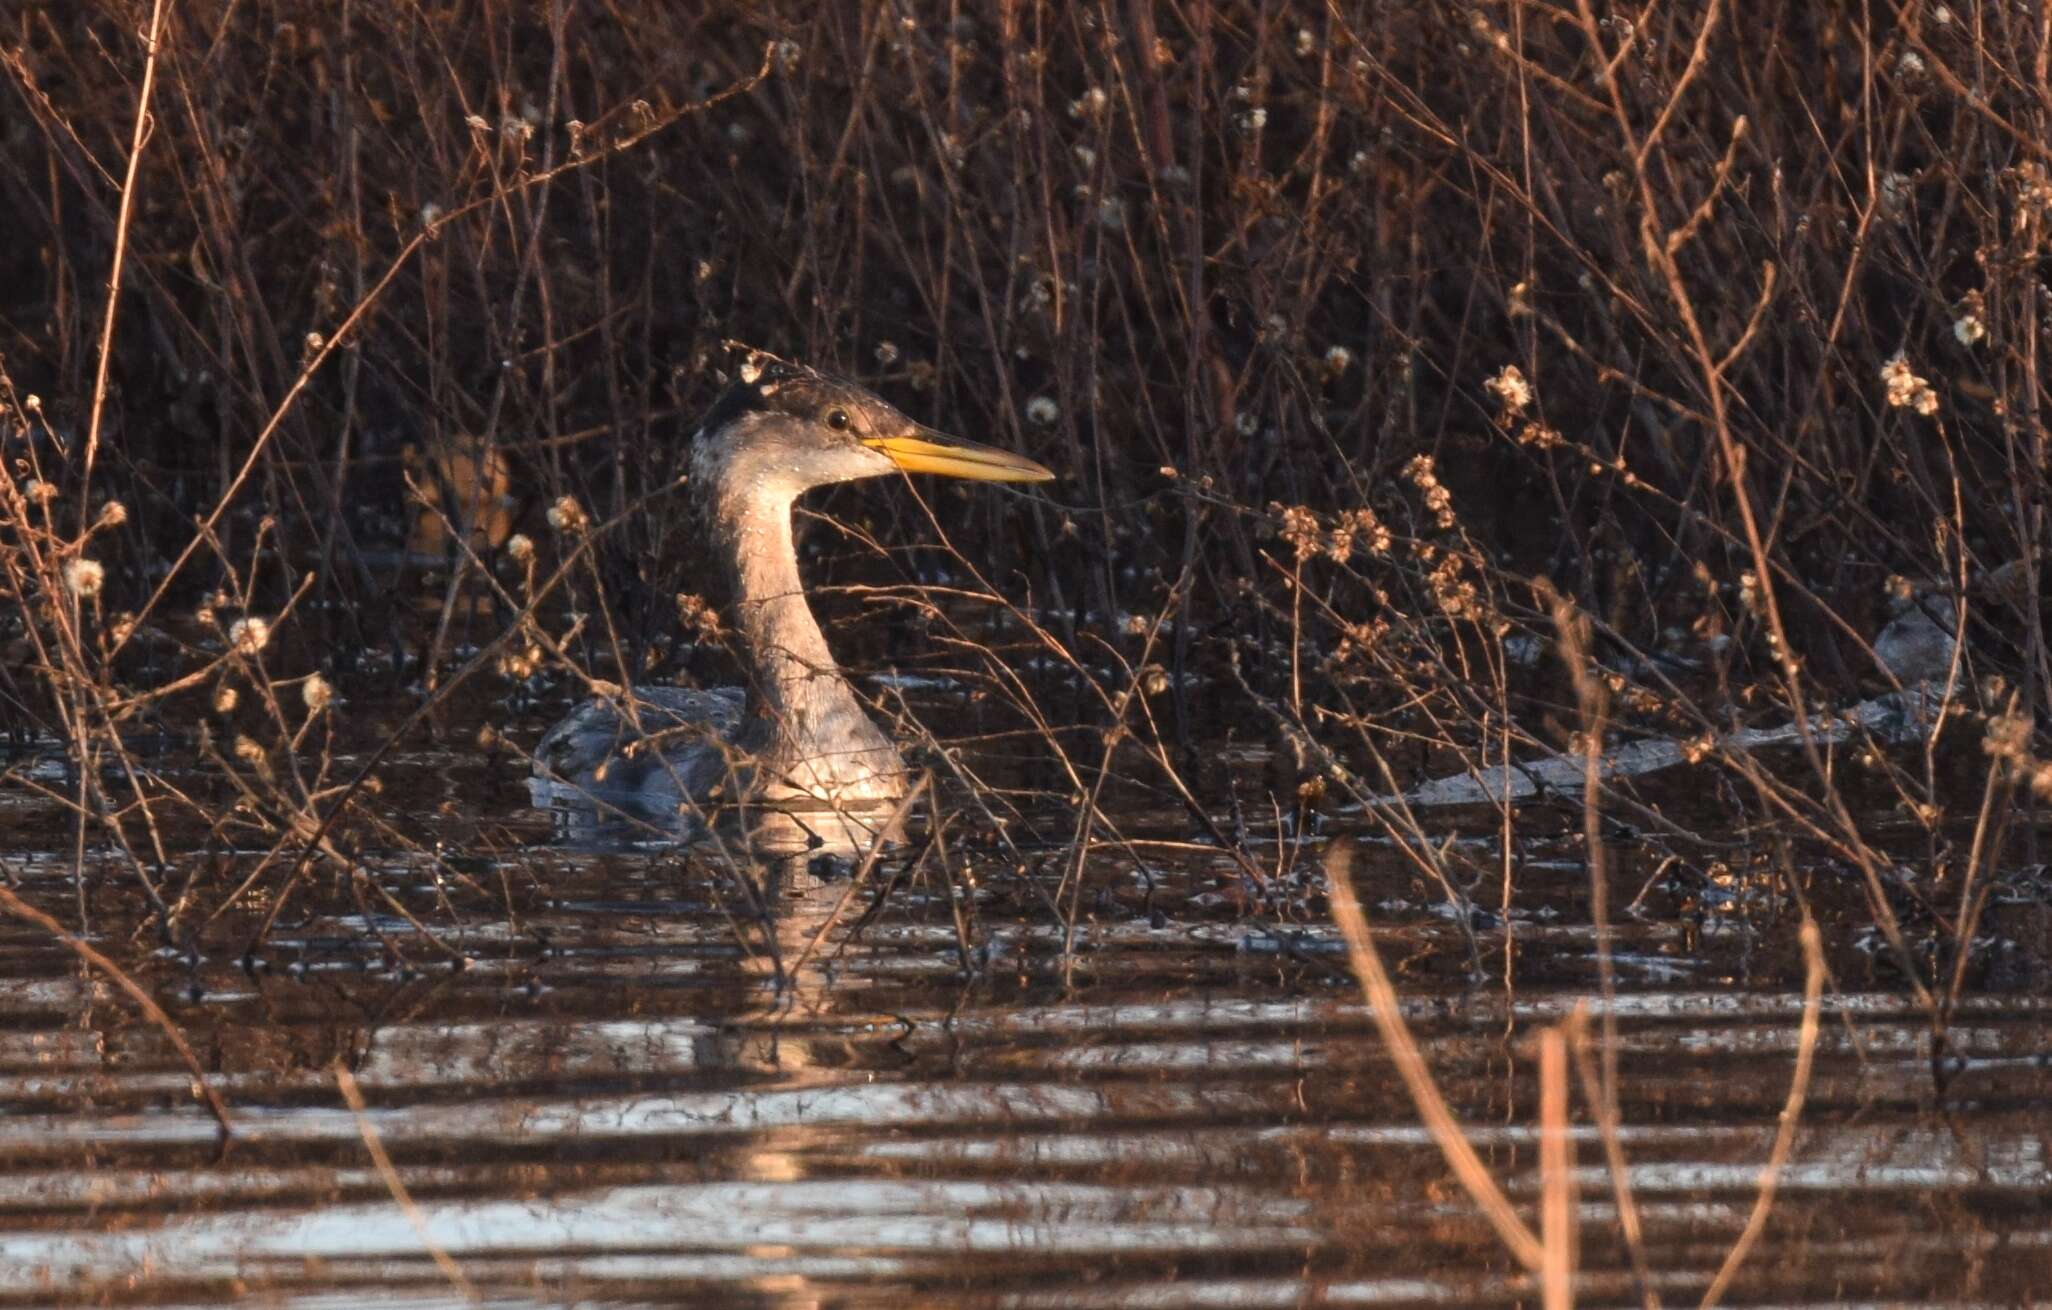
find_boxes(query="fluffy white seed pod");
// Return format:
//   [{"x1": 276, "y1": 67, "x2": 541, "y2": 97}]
[{"x1": 64, "y1": 558, "x2": 104, "y2": 597}]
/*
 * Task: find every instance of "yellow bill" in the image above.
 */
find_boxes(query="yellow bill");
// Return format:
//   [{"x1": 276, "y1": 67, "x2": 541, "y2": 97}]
[{"x1": 864, "y1": 427, "x2": 1056, "y2": 483}]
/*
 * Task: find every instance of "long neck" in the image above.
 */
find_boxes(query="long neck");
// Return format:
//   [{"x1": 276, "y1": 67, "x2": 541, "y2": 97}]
[{"x1": 708, "y1": 480, "x2": 872, "y2": 756}]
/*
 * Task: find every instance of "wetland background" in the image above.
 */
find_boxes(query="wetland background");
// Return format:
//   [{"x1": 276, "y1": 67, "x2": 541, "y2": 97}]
[{"x1": 2, "y1": 1, "x2": 2050, "y2": 1304}]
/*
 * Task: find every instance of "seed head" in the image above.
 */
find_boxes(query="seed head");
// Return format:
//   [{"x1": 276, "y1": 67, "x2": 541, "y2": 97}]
[
  {"x1": 495, "y1": 650, "x2": 533, "y2": 681},
  {"x1": 228, "y1": 616, "x2": 271, "y2": 656},
  {"x1": 1405, "y1": 455, "x2": 1457, "y2": 529},
  {"x1": 1026, "y1": 395, "x2": 1061, "y2": 426},
  {"x1": 1333, "y1": 507, "x2": 1392, "y2": 558},
  {"x1": 302, "y1": 674, "x2": 333, "y2": 712},
  {"x1": 505, "y1": 533, "x2": 535, "y2": 563},
  {"x1": 64, "y1": 558, "x2": 105, "y2": 598},
  {"x1": 1276, "y1": 503, "x2": 1322, "y2": 560},
  {"x1": 1953, "y1": 291, "x2": 1987, "y2": 347},
  {"x1": 2033, "y1": 761, "x2": 2052, "y2": 802},
  {"x1": 546, "y1": 495, "x2": 589, "y2": 534},
  {"x1": 1983, "y1": 712, "x2": 2032, "y2": 765},
  {"x1": 677, "y1": 593, "x2": 723, "y2": 641},
  {"x1": 1881, "y1": 353, "x2": 1940, "y2": 415},
  {"x1": 1429, "y1": 556, "x2": 1480, "y2": 620},
  {"x1": 1738, "y1": 571, "x2": 1761, "y2": 611},
  {"x1": 1485, "y1": 363, "x2": 1532, "y2": 415}
]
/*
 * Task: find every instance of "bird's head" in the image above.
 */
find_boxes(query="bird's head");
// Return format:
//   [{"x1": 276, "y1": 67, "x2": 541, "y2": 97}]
[{"x1": 691, "y1": 349, "x2": 1055, "y2": 497}]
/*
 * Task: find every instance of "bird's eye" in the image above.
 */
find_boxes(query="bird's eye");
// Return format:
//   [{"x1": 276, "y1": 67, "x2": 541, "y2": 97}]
[{"x1": 825, "y1": 408, "x2": 851, "y2": 431}]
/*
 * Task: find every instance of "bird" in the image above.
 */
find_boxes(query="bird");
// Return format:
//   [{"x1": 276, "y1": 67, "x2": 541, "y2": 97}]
[{"x1": 530, "y1": 351, "x2": 1054, "y2": 822}]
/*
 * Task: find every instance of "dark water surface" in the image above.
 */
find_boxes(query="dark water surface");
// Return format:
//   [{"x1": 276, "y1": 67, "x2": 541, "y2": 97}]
[{"x1": 2, "y1": 690, "x2": 2049, "y2": 1307}]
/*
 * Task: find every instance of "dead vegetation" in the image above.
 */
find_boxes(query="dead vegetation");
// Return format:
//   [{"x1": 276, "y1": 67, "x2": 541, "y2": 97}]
[{"x1": 2, "y1": 3, "x2": 2050, "y2": 1298}]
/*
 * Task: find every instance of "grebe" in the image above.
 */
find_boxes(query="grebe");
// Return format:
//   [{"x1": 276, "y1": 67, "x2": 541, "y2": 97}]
[{"x1": 531, "y1": 352, "x2": 1053, "y2": 819}]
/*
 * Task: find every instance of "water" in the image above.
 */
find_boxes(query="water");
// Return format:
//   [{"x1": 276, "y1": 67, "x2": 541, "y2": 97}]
[{"x1": 1, "y1": 689, "x2": 2048, "y2": 1307}]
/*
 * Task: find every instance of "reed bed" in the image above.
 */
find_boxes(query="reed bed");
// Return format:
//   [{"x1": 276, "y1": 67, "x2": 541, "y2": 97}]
[{"x1": 2, "y1": 3, "x2": 2048, "y2": 1300}]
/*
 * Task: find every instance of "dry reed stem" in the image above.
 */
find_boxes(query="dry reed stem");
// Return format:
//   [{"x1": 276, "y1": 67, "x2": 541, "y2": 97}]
[
  {"x1": 1580, "y1": 0, "x2": 1939, "y2": 1014},
  {"x1": 1567, "y1": 1004, "x2": 1660, "y2": 1310},
  {"x1": 1943, "y1": 722, "x2": 2021, "y2": 1024},
  {"x1": 1539, "y1": 1024, "x2": 1576, "y2": 1310},
  {"x1": 1540, "y1": 578, "x2": 1660, "y2": 1305},
  {"x1": 0, "y1": 882, "x2": 233, "y2": 1137},
  {"x1": 79, "y1": 0, "x2": 168, "y2": 488},
  {"x1": 1697, "y1": 916, "x2": 1826, "y2": 1309},
  {"x1": 334, "y1": 1062, "x2": 480, "y2": 1304},
  {"x1": 1325, "y1": 842, "x2": 1545, "y2": 1273}
]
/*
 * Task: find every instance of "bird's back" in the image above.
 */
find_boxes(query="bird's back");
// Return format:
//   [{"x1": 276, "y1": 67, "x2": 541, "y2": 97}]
[{"x1": 530, "y1": 684, "x2": 748, "y2": 818}]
